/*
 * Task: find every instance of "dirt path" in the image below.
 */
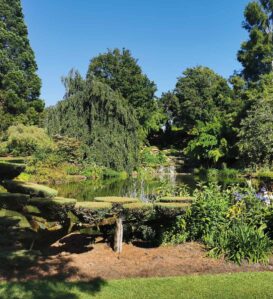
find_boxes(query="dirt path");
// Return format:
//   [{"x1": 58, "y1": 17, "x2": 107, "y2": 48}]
[{"x1": 2, "y1": 233, "x2": 271, "y2": 281}]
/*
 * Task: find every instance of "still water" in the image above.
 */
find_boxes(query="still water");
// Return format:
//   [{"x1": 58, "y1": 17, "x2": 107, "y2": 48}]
[{"x1": 52, "y1": 173, "x2": 262, "y2": 202}]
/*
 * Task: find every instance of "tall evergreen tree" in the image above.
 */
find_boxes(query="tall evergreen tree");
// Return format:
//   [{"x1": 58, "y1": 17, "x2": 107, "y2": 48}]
[
  {"x1": 173, "y1": 66, "x2": 233, "y2": 131},
  {"x1": 87, "y1": 48, "x2": 164, "y2": 137},
  {"x1": 0, "y1": 0, "x2": 44, "y2": 130},
  {"x1": 238, "y1": 0, "x2": 273, "y2": 82}
]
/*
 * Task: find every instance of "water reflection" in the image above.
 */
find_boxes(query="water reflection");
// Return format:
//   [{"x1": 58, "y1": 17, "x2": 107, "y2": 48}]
[{"x1": 52, "y1": 173, "x2": 254, "y2": 202}]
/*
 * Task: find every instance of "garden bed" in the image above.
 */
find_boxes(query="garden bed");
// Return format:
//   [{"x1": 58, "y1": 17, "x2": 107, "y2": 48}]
[{"x1": 1, "y1": 236, "x2": 272, "y2": 281}]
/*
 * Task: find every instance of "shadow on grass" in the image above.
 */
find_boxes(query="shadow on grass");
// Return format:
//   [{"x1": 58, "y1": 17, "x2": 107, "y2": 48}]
[{"x1": 0, "y1": 277, "x2": 108, "y2": 299}]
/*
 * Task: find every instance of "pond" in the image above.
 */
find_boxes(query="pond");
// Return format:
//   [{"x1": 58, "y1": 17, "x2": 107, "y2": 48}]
[{"x1": 51, "y1": 172, "x2": 268, "y2": 202}]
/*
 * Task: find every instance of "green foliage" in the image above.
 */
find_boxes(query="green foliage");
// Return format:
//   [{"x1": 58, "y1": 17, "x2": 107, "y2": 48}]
[
  {"x1": 102, "y1": 168, "x2": 127, "y2": 179},
  {"x1": 184, "y1": 119, "x2": 228, "y2": 166},
  {"x1": 1, "y1": 124, "x2": 55, "y2": 156},
  {"x1": 2, "y1": 180, "x2": 58, "y2": 198},
  {"x1": 0, "y1": 161, "x2": 25, "y2": 180},
  {"x1": 134, "y1": 224, "x2": 156, "y2": 241},
  {"x1": 0, "y1": 0, "x2": 44, "y2": 130},
  {"x1": 161, "y1": 216, "x2": 189, "y2": 245},
  {"x1": 53, "y1": 135, "x2": 83, "y2": 163},
  {"x1": 140, "y1": 147, "x2": 167, "y2": 167},
  {"x1": 123, "y1": 203, "x2": 155, "y2": 222},
  {"x1": 79, "y1": 163, "x2": 104, "y2": 179},
  {"x1": 238, "y1": 97, "x2": 273, "y2": 166},
  {"x1": 87, "y1": 48, "x2": 164, "y2": 135},
  {"x1": 206, "y1": 223, "x2": 272, "y2": 265},
  {"x1": 173, "y1": 66, "x2": 233, "y2": 131},
  {"x1": 94, "y1": 196, "x2": 139, "y2": 204},
  {"x1": 185, "y1": 184, "x2": 272, "y2": 264},
  {"x1": 46, "y1": 77, "x2": 140, "y2": 172},
  {"x1": 238, "y1": 0, "x2": 273, "y2": 82},
  {"x1": 188, "y1": 184, "x2": 230, "y2": 240},
  {"x1": 153, "y1": 181, "x2": 190, "y2": 199},
  {"x1": 160, "y1": 66, "x2": 239, "y2": 167}
]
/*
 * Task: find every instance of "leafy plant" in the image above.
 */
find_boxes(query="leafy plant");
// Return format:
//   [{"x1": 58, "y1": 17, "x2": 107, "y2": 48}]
[
  {"x1": 161, "y1": 216, "x2": 189, "y2": 245},
  {"x1": 188, "y1": 184, "x2": 229, "y2": 240},
  {"x1": 206, "y1": 222, "x2": 272, "y2": 265},
  {"x1": 3, "y1": 125, "x2": 55, "y2": 156}
]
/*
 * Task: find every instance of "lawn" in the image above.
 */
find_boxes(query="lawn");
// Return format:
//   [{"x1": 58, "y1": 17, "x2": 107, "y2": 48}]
[{"x1": 1, "y1": 272, "x2": 273, "y2": 299}]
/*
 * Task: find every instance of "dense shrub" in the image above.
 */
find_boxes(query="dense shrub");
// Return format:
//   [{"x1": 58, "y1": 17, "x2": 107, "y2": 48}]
[
  {"x1": 188, "y1": 184, "x2": 229, "y2": 240},
  {"x1": 140, "y1": 147, "x2": 167, "y2": 167},
  {"x1": 2, "y1": 125, "x2": 55, "y2": 156},
  {"x1": 53, "y1": 135, "x2": 83, "y2": 163},
  {"x1": 161, "y1": 215, "x2": 189, "y2": 245},
  {"x1": 162, "y1": 183, "x2": 273, "y2": 264},
  {"x1": 205, "y1": 223, "x2": 272, "y2": 264}
]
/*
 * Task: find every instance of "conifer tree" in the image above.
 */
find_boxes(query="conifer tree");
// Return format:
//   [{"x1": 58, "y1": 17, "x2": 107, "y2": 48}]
[
  {"x1": 0, "y1": 0, "x2": 44, "y2": 130},
  {"x1": 238, "y1": 0, "x2": 273, "y2": 82}
]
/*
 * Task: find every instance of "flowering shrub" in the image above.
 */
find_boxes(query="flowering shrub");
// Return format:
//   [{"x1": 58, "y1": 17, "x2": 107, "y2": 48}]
[{"x1": 165, "y1": 183, "x2": 273, "y2": 264}]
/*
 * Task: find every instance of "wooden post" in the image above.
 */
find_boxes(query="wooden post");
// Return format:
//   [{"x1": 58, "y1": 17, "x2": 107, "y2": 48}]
[{"x1": 114, "y1": 217, "x2": 123, "y2": 253}]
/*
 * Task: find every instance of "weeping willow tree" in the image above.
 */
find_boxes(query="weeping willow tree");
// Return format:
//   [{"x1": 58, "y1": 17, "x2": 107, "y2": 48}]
[{"x1": 46, "y1": 72, "x2": 140, "y2": 172}]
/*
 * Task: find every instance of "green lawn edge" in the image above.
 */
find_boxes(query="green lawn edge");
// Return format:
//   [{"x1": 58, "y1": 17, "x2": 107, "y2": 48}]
[{"x1": 1, "y1": 272, "x2": 273, "y2": 299}]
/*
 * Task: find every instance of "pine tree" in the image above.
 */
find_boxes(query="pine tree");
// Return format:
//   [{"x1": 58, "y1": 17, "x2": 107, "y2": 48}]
[
  {"x1": 0, "y1": 0, "x2": 44, "y2": 130},
  {"x1": 238, "y1": 0, "x2": 273, "y2": 82}
]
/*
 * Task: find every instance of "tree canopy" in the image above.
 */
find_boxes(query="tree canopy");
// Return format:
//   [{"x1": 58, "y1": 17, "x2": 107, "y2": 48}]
[
  {"x1": 171, "y1": 66, "x2": 233, "y2": 131},
  {"x1": 238, "y1": 0, "x2": 273, "y2": 82},
  {"x1": 0, "y1": 0, "x2": 44, "y2": 131},
  {"x1": 87, "y1": 48, "x2": 164, "y2": 137},
  {"x1": 46, "y1": 74, "x2": 140, "y2": 172}
]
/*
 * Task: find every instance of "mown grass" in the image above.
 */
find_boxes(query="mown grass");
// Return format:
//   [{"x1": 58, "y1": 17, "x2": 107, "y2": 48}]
[{"x1": 1, "y1": 272, "x2": 273, "y2": 299}]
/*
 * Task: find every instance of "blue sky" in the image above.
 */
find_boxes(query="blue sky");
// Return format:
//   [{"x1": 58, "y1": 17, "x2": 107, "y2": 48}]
[{"x1": 21, "y1": 0, "x2": 250, "y2": 107}]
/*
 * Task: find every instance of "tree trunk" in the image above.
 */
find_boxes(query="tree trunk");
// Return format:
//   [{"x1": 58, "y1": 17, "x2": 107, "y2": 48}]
[{"x1": 114, "y1": 217, "x2": 123, "y2": 253}]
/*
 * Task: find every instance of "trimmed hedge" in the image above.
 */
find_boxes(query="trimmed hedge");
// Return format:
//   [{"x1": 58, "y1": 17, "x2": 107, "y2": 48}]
[
  {"x1": 123, "y1": 203, "x2": 155, "y2": 222},
  {"x1": 159, "y1": 196, "x2": 194, "y2": 203},
  {"x1": 0, "y1": 193, "x2": 30, "y2": 211},
  {"x1": 94, "y1": 196, "x2": 139, "y2": 204},
  {"x1": 155, "y1": 202, "x2": 189, "y2": 218},
  {"x1": 29, "y1": 197, "x2": 76, "y2": 221},
  {"x1": 74, "y1": 201, "x2": 113, "y2": 224},
  {"x1": 1, "y1": 181, "x2": 58, "y2": 198},
  {"x1": 0, "y1": 209, "x2": 31, "y2": 229},
  {"x1": 75, "y1": 202, "x2": 112, "y2": 210},
  {"x1": 0, "y1": 162, "x2": 26, "y2": 180}
]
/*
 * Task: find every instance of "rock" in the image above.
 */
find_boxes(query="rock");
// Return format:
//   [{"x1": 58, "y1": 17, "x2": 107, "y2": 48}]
[
  {"x1": 0, "y1": 162, "x2": 26, "y2": 180},
  {"x1": 1, "y1": 180, "x2": 58, "y2": 198}
]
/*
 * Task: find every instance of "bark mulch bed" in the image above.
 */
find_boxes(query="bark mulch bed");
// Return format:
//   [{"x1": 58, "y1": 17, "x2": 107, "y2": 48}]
[{"x1": 1, "y1": 233, "x2": 273, "y2": 281}]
